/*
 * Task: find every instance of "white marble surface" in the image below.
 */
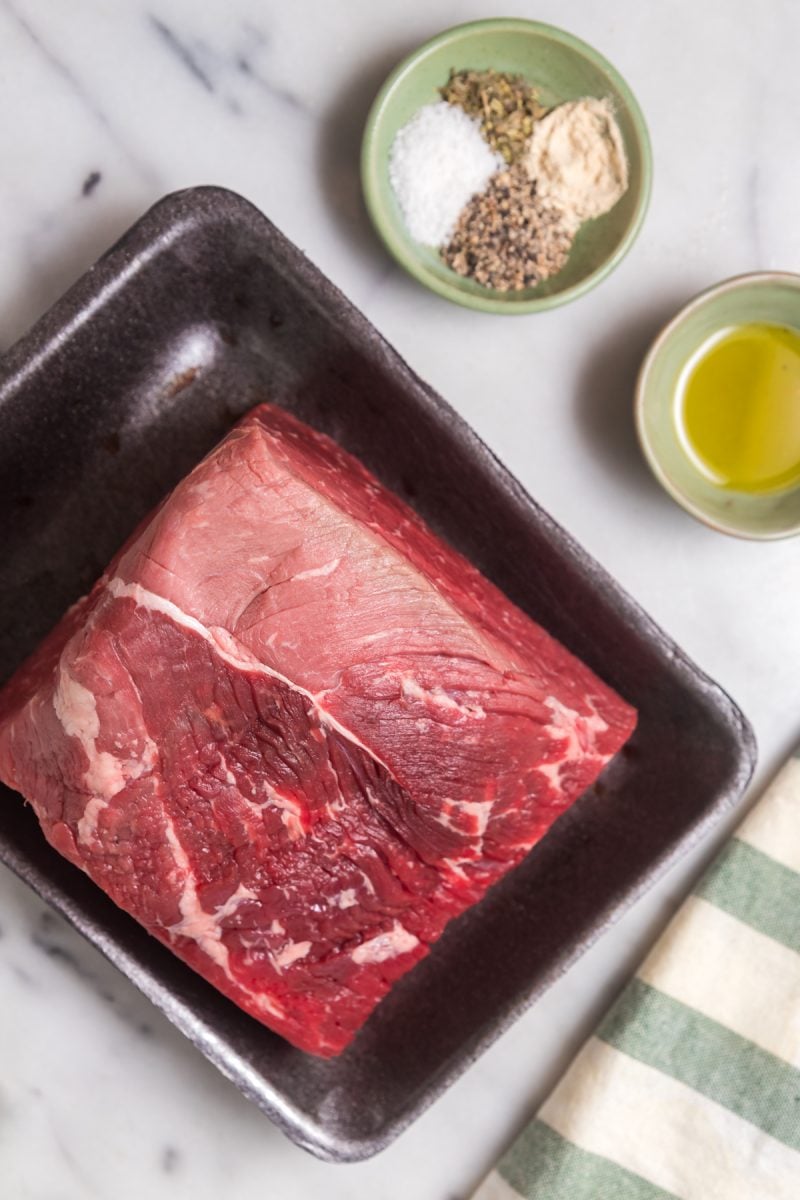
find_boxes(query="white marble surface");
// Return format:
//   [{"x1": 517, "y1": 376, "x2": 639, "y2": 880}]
[{"x1": 2, "y1": 0, "x2": 800, "y2": 1196}]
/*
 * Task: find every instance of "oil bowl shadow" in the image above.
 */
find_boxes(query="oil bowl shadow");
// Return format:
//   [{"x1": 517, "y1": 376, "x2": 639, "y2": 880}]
[
  {"x1": 360, "y1": 18, "x2": 652, "y2": 314},
  {"x1": 636, "y1": 272, "x2": 800, "y2": 540}
]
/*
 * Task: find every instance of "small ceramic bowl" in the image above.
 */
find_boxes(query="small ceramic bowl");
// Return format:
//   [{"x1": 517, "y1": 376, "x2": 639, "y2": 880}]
[
  {"x1": 636, "y1": 272, "x2": 800, "y2": 540},
  {"x1": 361, "y1": 18, "x2": 652, "y2": 314}
]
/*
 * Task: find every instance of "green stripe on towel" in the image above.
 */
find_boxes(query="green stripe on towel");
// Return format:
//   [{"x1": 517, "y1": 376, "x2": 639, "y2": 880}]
[
  {"x1": 498, "y1": 1119, "x2": 679, "y2": 1200},
  {"x1": 597, "y1": 979, "x2": 800, "y2": 1152},
  {"x1": 470, "y1": 758, "x2": 800, "y2": 1200},
  {"x1": 695, "y1": 838, "x2": 800, "y2": 954}
]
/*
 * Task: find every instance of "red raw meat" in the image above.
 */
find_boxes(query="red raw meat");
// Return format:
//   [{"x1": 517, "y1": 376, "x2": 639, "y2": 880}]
[{"x1": 0, "y1": 404, "x2": 635, "y2": 1056}]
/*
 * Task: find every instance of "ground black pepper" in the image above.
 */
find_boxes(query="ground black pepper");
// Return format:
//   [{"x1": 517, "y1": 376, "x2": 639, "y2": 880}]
[{"x1": 442, "y1": 165, "x2": 575, "y2": 292}]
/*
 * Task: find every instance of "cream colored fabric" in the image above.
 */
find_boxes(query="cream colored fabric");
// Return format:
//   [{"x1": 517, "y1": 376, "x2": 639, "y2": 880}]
[{"x1": 472, "y1": 755, "x2": 800, "y2": 1200}]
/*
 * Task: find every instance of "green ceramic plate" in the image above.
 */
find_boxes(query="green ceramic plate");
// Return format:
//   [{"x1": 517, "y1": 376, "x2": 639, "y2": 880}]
[
  {"x1": 361, "y1": 18, "x2": 652, "y2": 313},
  {"x1": 636, "y1": 272, "x2": 800, "y2": 540}
]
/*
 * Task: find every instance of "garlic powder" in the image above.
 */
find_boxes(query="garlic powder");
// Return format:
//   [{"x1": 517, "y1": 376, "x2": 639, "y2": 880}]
[{"x1": 524, "y1": 97, "x2": 628, "y2": 230}]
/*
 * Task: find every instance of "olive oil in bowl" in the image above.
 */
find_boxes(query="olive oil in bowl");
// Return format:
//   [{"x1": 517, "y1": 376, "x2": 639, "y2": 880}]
[{"x1": 676, "y1": 322, "x2": 800, "y2": 495}]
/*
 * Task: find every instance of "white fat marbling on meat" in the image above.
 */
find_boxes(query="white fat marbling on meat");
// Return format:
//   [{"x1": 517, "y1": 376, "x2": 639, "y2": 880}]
[
  {"x1": 211, "y1": 750, "x2": 239, "y2": 789},
  {"x1": 335, "y1": 888, "x2": 358, "y2": 909},
  {"x1": 358, "y1": 869, "x2": 376, "y2": 896},
  {"x1": 535, "y1": 699, "x2": 610, "y2": 793},
  {"x1": 235, "y1": 792, "x2": 268, "y2": 824},
  {"x1": 539, "y1": 696, "x2": 610, "y2": 775},
  {"x1": 280, "y1": 811, "x2": 305, "y2": 839},
  {"x1": 83, "y1": 754, "x2": 127, "y2": 802},
  {"x1": 358, "y1": 626, "x2": 408, "y2": 645},
  {"x1": 351, "y1": 921, "x2": 419, "y2": 965},
  {"x1": 163, "y1": 818, "x2": 282, "y2": 1018},
  {"x1": 107, "y1": 578, "x2": 398, "y2": 781},
  {"x1": 261, "y1": 781, "x2": 303, "y2": 814},
  {"x1": 434, "y1": 798, "x2": 494, "y2": 848},
  {"x1": 292, "y1": 557, "x2": 340, "y2": 581},
  {"x1": 453, "y1": 798, "x2": 494, "y2": 837},
  {"x1": 228, "y1": 779, "x2": 308, "y2": 839},
  {"x1": 270, "y1": 940, "x2": 312, "y2": 972},
  {"x1": 53, "y1": 665, "x2": 100, "y2": 742},
  {"x1": 443, "y1": 853, "x2": 491, "y2": 882},
  {"x1": 54, "y1": 666, "x2": 124, "y2": 799},
  {"x1": 76, "y1": 796, "x2": 112, "y2": 846},
  {"x1": 442, "y1": 856, "x2": 470, "y2": 881},
  {"x1": 324, "y1": 761, "x2": 347, "y2": 814},
  {"x1": 53, "y1": 663, "x2": 158, "y2": 842},
  {"x1": 164, "y1": 817, "x2": 231, "y2": 958},
  {"x1": 546, "y1": 696, "x2": 608, "y2": 742},
  {"x1": 215, "y1": 882, "x2": 258, "y2": 920},
  {"x1": 400, "y1": 677, "x2": 486, "y2": 720},
  {"x1": 537, "y1": 760, "x2": 563, "y2": 787},
  {"x1": 258, "y1": 782, "x2": 306, "y2": 839}
]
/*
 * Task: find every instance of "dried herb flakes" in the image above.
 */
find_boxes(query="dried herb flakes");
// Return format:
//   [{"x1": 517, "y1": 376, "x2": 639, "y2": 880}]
[{"x1": 440, "y1": 69, "x2": 547, "y2": 164}]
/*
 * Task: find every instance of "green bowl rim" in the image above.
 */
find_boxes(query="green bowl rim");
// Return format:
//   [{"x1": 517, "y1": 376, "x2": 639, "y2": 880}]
[
  {"x1": 634, "y1": 269, "x2": 800, "y2": 540},
  {"x1": 360, "y1": 17, "x2": 653, "y2": 314}
]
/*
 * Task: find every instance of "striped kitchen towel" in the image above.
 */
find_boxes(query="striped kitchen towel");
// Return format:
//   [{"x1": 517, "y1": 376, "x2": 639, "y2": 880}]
[{"x1": 472, "y1": 755, "x2": 800, "y2": 1200}]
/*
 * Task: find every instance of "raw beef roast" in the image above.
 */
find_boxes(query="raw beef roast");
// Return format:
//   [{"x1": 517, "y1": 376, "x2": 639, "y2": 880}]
[{"x1": 0, "y1": 404, "x2": 636, "y2": 1056}]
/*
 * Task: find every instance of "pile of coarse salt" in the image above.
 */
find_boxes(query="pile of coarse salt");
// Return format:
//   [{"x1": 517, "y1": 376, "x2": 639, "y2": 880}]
[{"x1": 389, "y1": 102, "x2": 503, "y2": 246}]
